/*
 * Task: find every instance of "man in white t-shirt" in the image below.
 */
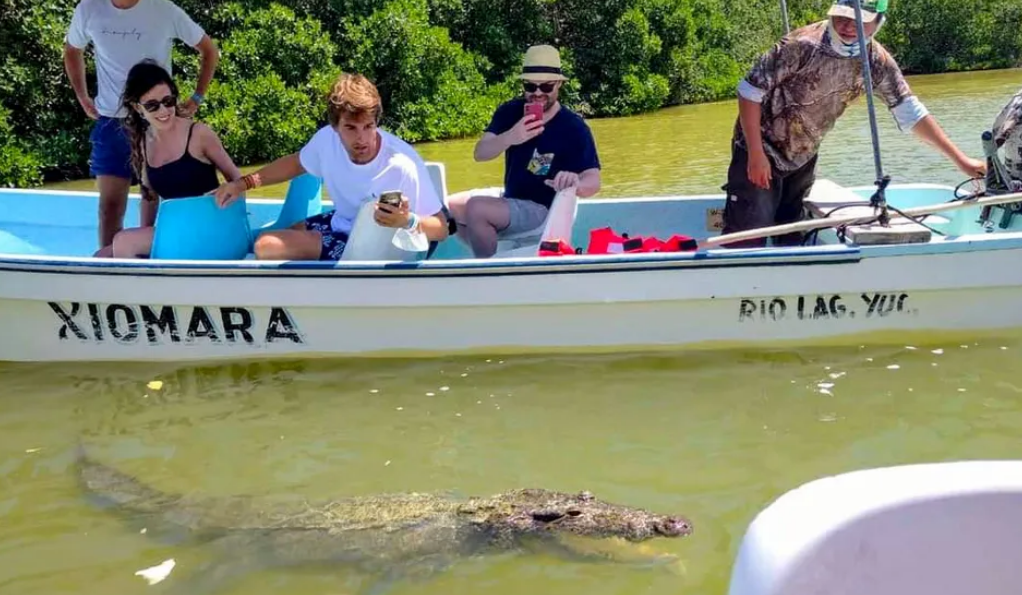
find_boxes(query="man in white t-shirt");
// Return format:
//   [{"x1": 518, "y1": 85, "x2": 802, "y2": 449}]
[
  {"x1": 63, "y1": 0, "x2": 220, "y2": 253},
  {"x1": 212, "y1": 73, "x2": 450, "y2": 261}
]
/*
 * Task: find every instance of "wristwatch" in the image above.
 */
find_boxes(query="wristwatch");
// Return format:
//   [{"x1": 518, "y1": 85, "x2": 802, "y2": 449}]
[{"x1": 191, "y1": 92, "x2": 205, "y2": 105}]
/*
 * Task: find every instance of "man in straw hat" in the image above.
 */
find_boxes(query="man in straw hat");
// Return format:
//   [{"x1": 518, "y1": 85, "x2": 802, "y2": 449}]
[
  {"x1": 719, "y1": 0, "x2": 986, "y2": 248},
  {"x1": 446, "y1": 44, "x2": 601, "y2": 258}
]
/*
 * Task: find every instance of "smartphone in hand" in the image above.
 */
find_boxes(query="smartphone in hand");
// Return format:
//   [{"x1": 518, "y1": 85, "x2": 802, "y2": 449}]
[
  {"x1": 525, "y1": 102, "x2": 544, "y2": 122},
  {"x1": 378, "y1": 190, "x2": 402, "y2": 209}
]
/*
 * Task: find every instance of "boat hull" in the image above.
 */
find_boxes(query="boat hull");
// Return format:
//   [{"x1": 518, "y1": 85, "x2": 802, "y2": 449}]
[
  {"x1": 6, "y1": 179, "x2": 1022, "y2": 363},
  {"x1": 3, "y1": 243, "x2": 1022, "y2": 362}
]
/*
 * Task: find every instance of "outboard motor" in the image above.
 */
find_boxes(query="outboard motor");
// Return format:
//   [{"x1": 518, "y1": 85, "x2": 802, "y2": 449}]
[
  {"x1": 978, "y1": 130, "x2": 1022, "y2": 229},
  {"x1": 982, "y1": 131, "x2": 1015, "y2": 195}
]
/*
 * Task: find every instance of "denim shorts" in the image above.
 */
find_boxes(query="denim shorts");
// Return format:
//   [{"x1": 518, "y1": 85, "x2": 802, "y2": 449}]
[
  {"x1": 88, "y1": 116, "x2": 135, "y2": 180},
  {"x1": 304, "y1": 211, "x2": 350, "y2": 260}
]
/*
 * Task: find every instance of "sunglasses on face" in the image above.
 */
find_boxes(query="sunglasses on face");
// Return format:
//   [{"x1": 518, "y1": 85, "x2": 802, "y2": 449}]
[
  {"x1": 140, "y1": 95, "x2": 177, "y2": 113},
  {"x1": 523, "y1": 81, "x2": 557, "y2": 93}
]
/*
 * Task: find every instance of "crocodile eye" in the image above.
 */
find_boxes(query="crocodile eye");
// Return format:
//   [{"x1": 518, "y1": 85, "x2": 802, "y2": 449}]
[
  {"x1": 577, "y1": 491, "x2": 594, "y2": 502},
  {"x1": 566, "y1": 509, "x2": 582, "y2": 517},
  {"x1": 532, "y1": 511, "x2": 565, "y2": 523}
]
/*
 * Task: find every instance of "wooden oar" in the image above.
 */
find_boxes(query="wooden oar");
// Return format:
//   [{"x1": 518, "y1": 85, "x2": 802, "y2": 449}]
[{"x1": 698, "y1": 190, "x2": 1022, "y2": 249}]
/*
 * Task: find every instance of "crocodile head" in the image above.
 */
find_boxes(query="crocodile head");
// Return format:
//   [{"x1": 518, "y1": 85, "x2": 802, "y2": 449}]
[{"x1": 479, "y1": 488, "x2": 692, "y2": 542}]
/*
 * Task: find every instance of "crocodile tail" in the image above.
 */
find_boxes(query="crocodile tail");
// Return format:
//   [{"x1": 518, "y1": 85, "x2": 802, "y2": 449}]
[{"x1": 75, "y1": 441, "x2": 182, "y2": 518}]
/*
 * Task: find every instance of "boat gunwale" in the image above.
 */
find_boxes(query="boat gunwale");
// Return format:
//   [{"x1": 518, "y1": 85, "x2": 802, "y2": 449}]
[
  {"x1": 0, "y1": 244, "x2": 862, "y2": 278},
  {"x1": 5, "y1": 231, "x2": 1022, "y2": 278}
]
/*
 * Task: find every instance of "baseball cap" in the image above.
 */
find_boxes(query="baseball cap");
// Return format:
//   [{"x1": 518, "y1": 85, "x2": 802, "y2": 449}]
[{"x1": 827, "y1": 0, "x2": 889, "y2": 22}]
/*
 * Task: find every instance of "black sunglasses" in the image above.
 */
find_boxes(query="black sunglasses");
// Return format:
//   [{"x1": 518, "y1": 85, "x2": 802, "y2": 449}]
[
  {"x1": 140, "y1": 95, "x2": 177, "y2": 113},
  {"x1": 523, "y1": 81, "x2": 557, "y2": 93}
]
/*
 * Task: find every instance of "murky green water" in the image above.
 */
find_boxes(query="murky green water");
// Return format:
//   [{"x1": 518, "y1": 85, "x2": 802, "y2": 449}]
[
  {"x1": 4, "y1": 340, "x2": 1022, "y2": 595},
  {"x1": 9, "y1": 68, "x2": 1022, "y2": 595}
]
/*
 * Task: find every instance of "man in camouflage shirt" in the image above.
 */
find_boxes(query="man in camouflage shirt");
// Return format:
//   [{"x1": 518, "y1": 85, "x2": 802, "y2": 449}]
[
  {"x1": 992, "y1": 88, "x2": 1022, "y2": 185},
  {"x1": 720, "y1": 0, "x2": 987, "y2": 248}
]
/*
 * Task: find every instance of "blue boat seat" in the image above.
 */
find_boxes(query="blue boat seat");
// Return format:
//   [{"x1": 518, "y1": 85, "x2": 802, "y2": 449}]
[
  {"x1": 150, "y1": 195, "x2": 251, "y2": 260},
  {"x1": 0, "y1": 230, "x2": 46, "y2": 256},
  {"x1": 339, "y1": 201, "x2": 424, "y2": 262},
  {"x1": 255, "y1": 173, "x2": 323, "y2": 234}
]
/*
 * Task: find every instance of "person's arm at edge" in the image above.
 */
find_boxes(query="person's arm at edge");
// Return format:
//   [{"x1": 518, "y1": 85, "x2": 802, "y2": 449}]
[
  {"x1": 213, "y1": 153, "x2": 305, "y2": 206},
  {"x1": 474, "y1": 132, "x2": 512, "y2": 162},
  {"x1": 416, "y1": 209, "x2": 450, "y2": 242},
  {"x1": 171, "y1": 2, "x2": 219, "y2": 116},
  {"x1": 190, "y1": 35, "x2": 219, "y2": 101},
  {"x1": 474, "y1": 102, "x2": 518, "y2": 162},
  {"x1": 910, "y1": 115, "x2": 984, "y2": 175},
  {"x1": 873, "y1": 48, "x2": 986, "y2": 178},
  {"x1": 63, "y1": 44, "x2": 98, "y2": 119},
  {"x1": 576, "y1": 167, "x2": 601, "y2": 198},
  {"x1": 197, "y1": 123, "x2": 242, "y2": 183}
]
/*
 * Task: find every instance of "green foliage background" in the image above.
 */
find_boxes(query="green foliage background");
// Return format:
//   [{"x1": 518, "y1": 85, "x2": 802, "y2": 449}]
[{"x1": 2, "y1": 0, "x2": 1021, "y2": 186}]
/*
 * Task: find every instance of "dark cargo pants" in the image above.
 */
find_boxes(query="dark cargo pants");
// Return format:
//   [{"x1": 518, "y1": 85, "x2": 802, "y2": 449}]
[{"x1": 719, "y1": 141, "x2": 818, "y2": 249}]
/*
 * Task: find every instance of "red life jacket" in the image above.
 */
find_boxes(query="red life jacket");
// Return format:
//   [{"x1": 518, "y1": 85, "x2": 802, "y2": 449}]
[
  {"x1": 587, "y1": 227, "x2": 697, "y2": 254},
  {"x1": 536, "y1": 228, "x2": 699, "y2": 257},
  {"x1": 586, "y1": 227, "x2": 644, "y2": 254},
  {"x1": 538, "y1": 238, "x2": 578, "y2": 257}
]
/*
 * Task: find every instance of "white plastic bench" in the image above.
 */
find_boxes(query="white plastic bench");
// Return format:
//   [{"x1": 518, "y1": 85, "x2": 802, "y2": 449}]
[{"x1": 727, "y1": 460, "x2": 1022, "y2": 595}]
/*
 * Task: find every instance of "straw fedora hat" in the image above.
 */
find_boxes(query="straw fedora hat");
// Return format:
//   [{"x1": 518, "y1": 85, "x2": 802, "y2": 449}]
[
  {"x1": 827, "y1": 0, "x2": 888, "y2": 22},
  {"x1": 519, "y1": 45, "x2": 568, "y2": 82}
]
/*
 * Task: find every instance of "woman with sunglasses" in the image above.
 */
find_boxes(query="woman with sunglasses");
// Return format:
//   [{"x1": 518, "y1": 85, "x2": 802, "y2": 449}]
[{"x1": 102, "y1": 59, "x2": 242, "y2": 258}]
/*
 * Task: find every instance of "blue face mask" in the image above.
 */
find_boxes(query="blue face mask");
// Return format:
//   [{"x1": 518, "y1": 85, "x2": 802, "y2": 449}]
[{"x1": 827, "y1": 15, "x2": 885, "y2": 58}]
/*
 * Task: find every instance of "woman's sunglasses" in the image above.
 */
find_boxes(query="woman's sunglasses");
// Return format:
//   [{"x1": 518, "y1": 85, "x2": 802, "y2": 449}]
[
  {"x1": 523, "y1": 81, "x2": 557, "y2": 93},
  {"x1": 140, "y1": 95, "x2": 177, "y2": 113}
]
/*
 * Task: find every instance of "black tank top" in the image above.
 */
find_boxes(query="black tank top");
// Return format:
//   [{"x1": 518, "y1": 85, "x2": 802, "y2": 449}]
[{"x1": 145, "y1": 122, "x2": 221, "y2": 200}]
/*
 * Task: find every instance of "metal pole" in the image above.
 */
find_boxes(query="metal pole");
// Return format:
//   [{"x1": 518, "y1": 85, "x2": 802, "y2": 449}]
[
  {"x1": 850, "y1": 0, "x2": 890, "y2": 223},
  {"x1": 779, "y1": 0, "x2": 791, "y2": 33}
]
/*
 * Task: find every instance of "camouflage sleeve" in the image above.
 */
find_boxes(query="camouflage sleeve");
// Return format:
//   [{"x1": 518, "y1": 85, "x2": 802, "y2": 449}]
[
  {"x1": 871, "y1": 45, "x2": 930, "y2": 132},
  {"x1": 992, "y1": 89, "x2": 1022, "y2": 147},
  {"x1": 737, "y1": 37, "x2": 806, "y2": 103}
]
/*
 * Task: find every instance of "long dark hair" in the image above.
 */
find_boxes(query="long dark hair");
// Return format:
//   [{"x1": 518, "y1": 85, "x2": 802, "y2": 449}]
[{"x1": 120, "y1": 60, "x2": 179, "y2": 183}]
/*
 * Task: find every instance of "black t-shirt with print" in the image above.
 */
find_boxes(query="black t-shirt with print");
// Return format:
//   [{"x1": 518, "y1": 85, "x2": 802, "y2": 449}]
[{"x1": 485, "y1": 98, "x2": 601, "y2": 209}]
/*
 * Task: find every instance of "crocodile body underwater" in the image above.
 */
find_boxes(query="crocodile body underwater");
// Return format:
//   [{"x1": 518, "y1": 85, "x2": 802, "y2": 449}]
[{"x1": 76, "y1": 447, "x2": 692, "y2": 594}]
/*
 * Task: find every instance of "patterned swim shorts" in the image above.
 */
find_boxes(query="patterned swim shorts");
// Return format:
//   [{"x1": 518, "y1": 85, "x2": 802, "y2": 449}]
[{"x1": 304, "y1": 211, "x2": 350, "y2": 261}]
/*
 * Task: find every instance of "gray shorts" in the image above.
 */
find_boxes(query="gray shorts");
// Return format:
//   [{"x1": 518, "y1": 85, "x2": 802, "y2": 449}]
[{"x1": 471, "y1": 187, "x2": 550, "y2": 236}]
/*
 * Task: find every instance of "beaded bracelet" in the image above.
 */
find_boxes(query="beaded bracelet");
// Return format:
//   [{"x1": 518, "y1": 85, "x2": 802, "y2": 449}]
[{"x1": 242, "y1": 173, "x2": 262, "y2": 190}]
